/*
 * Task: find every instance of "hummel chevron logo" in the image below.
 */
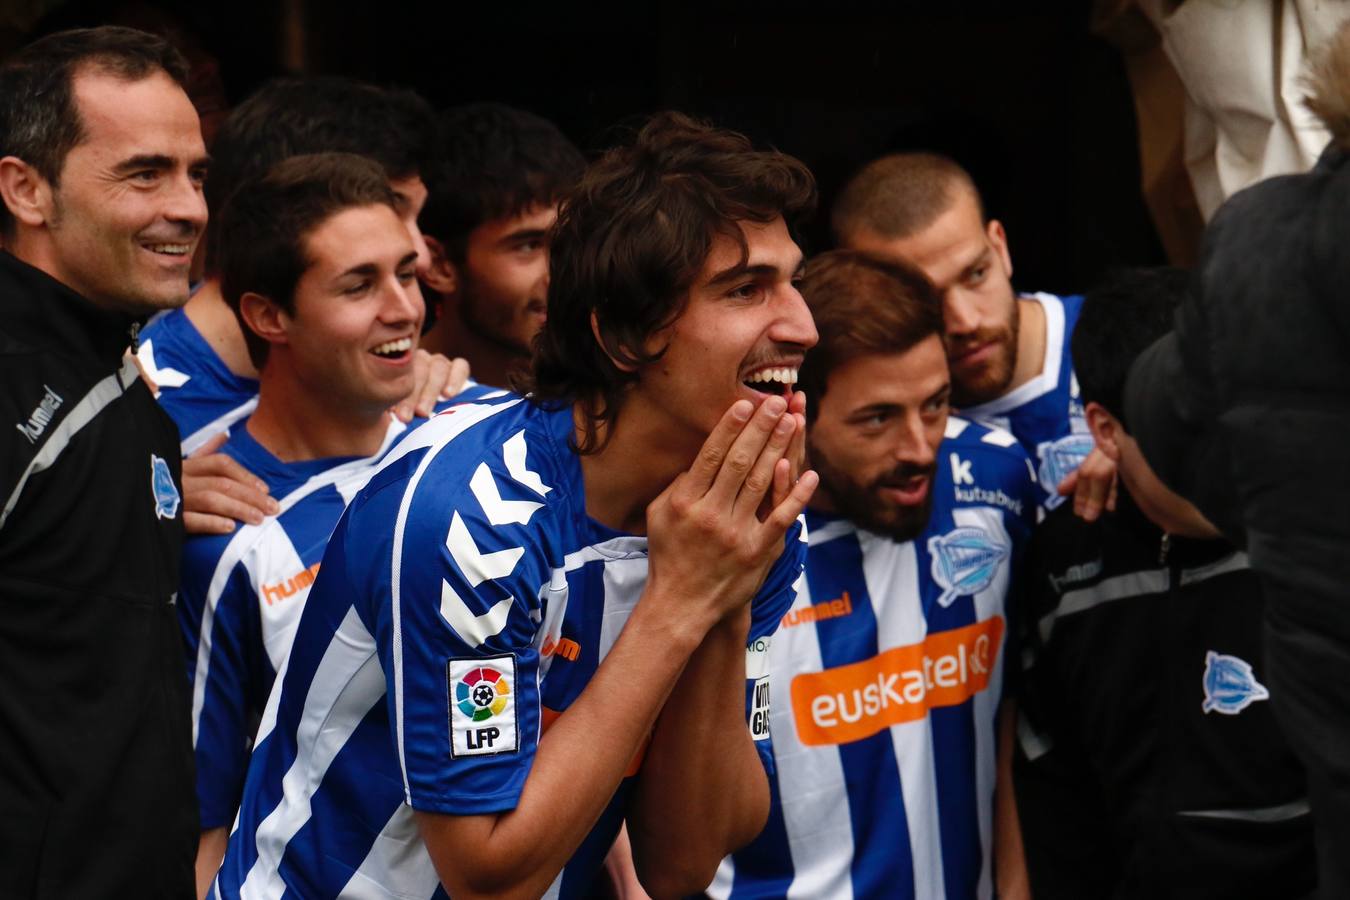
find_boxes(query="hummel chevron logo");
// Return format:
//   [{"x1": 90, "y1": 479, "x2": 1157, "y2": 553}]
[
  {"x1": 447, "y1": 511, "x2": 524, "y2": 586},
  {"x1": 470, "y1": 463, "x2": 543, "y2": 525},
  {"x1": 440, "y1": 580, "x2": 513, "y2": 648},
  {"x1": 503, "y1": 431, "x2": 551, "y2": 496},
  {"x1": 136, "y1": 339, "x2": 190, "y2": 389}
]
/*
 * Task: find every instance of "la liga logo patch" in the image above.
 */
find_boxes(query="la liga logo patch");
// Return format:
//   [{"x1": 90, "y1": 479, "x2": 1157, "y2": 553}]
[
  {"x1": 448, "y1": 656, "x2": 519, "y2": 757},
  {"x1": 456, "y1": 666, "x2": 511, "y2": 721}
]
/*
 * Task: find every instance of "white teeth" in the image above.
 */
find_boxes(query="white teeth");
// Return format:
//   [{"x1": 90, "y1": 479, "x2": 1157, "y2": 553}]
[
  {"x1": 371, "y1": 337, "x2": 413, "y2": 356},
  {"x1": 745, "y1": 367, "x2": 799, "y2": 385},
  {"x1": 146, "y1": 243, "x2": 190, "y2": 255}
]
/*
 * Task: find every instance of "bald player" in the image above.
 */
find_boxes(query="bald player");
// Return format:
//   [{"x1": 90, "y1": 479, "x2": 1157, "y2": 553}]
[{"x1": 833, "y1": 153, "x2": 1113, "y2": 521}]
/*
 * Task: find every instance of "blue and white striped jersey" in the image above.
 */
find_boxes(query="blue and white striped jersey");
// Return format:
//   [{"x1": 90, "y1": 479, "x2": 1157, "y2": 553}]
[
  {"x1": 212, "y1": 394, "x2": 804, "y2": 900},
  {"x1": 178, "y1": 408, "x2": 455, "y2": 830},
  {"x1": 712, "y1": 416, "x2": 1036, "y2": 900},
  {"x1": 138, "y1": 307, "x2": 260, "y2": 456},
  {"x1": 957, "y1": 292, "x2": 1087, "y2": 515}
]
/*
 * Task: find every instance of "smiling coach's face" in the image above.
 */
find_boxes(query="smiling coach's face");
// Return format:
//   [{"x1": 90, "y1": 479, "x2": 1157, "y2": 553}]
[{"x1": 42, "y1": 68, "x2": 209, "y2": 315}]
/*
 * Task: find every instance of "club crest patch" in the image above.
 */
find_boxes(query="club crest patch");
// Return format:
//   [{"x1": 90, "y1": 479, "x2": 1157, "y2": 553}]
[
  {"x1": 448, "y1": 656, "x2": 519, "y2": 757},
  {"x1": 1202, "y1": 651, "x2": 1269, "y2": 715},
  {"x1": 1036, "y1": 433, "x2": 1094, "y2": 508},
  {"x1": 928, "y1": 526, "x2": 1010, "y2": 607},
  {"x1": 150, "y1": 454, "x2": 180, "y2": 520}
]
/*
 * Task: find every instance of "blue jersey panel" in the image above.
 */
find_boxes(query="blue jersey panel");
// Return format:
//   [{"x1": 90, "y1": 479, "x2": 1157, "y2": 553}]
[
  {"x1": 956, "y1": 292, "x2": 1087, "y2": 515},
  {"x1": 215, "y1": 395, "x2": 806, "y2": 900},
  {"x1": 715, "y1": 416, "x2": 1036, "y2": 900},
  {"x1": 139, "y1": 307, "x2": 259, "y2": 455},
  {"x1": 179, "y1": 411, "x2": 442, "y2": 830}
]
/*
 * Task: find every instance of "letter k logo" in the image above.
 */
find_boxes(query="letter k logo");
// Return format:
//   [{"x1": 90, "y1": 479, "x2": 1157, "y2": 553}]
[{"x1": 950, "y1": 452, "x2": 974, "y2": 486}]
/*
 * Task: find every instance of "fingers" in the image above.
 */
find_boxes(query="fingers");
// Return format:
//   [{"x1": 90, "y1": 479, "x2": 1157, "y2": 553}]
[
  {"x1": 783, "y1": 391, "x2": 807, "y2": 497},
  {"x1": 681, "y1": 399, "x2": 755, "y2": 496},
  {"x1": 442, "y1": 357, "x2": 471, "y2": 399},
  {"x1": 1070, "y1": 447, "x2": 1117, "y2": 523},
  {"x1": 1055, "y1": 468, "x2": 1078, "y2": 498},
  {"x1": 762, "y1": 469, "x2": 819, "y2": 533},
  {"x1": 706, "y1": 395, "x2": 788, "y2": 507},
  {"x1": 733, "y1": 409, "x2": 797, "y2": 520},
  {"x1": 192, "y1": 430, "x2": 229, "y2": 457},
  {"x1": 182, "y1": 452, "x2": 277, "y2": 528},
  {"x1": 394, "y1": 350, "x2": 432, "y2": 422},
  {"x1": 184, "y1": 511, "x2": 242, "y2": 536},
  {"x1": 413, "y1": 352, "x2": 452, "y2": 418}
]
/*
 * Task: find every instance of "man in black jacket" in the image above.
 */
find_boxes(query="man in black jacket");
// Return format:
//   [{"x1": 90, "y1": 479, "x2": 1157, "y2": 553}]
[
  {"x1": 1017, "y1": 269, "x2": 1315, "y2": 899},
  {"x1": 1122, "y1": 24, "x2": 1350, "y2": 898},
  {"x1": 0, "y1": 26, "x2": 208, "y2": 898}
]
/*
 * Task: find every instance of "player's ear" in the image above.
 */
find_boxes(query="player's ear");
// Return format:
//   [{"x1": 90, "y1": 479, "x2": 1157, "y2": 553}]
[
  {"x1": 589, "y1": 310, "x2": 641, "y2": 373},
  {"x1": 238, "y1": 291, "x2": 289, "y2": 351},
  {"x1": 0, "y1": 156, "x2": 54, "y2": 228},
  {"x1": 1084, "y1": 401, "x2": 1121, "y2": 462},
  {"x1": 420, "y1": 235, "x2": 458, "y2": 296},
  {"x1": 987, "y1": 218, "x2": 1013, "y2": 280}
]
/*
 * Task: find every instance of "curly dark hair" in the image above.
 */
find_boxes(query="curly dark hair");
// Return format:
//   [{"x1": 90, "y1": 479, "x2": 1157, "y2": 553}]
[{"x1": 521, "y1": 111, "x2": 816, "y2": 453}]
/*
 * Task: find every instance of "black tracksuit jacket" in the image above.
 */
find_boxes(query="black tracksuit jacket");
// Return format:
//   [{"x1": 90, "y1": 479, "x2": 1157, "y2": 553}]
[
  {"x1": 1013, "y1": 497, "x2": 1314, "y2": 900},
  {"x1": 0, "y1": 251, "x2": 196, "y2": 898}
]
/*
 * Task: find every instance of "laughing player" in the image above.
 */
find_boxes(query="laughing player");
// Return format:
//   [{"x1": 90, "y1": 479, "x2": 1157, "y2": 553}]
[
  {"x1": 211, "y1": 113, "x2": 819, "y2": 899},
  {"x1": 177, "y1": 153, "x2": 449, "y2": 894}
]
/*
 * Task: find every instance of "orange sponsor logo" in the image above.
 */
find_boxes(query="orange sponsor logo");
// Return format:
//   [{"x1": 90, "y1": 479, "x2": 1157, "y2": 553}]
[
  {"x1": 780, "y1": 591, "x2": 854, "y2": 629},
  {"x1": 261, "y1": 562, "x2": 321, "y2": 607},
  {"x1": 540, "y1": 636, "x2": 581, "y2": 662},
  {"x1": 789, "y1": 616, "x2": 1004, "y2": 746}
]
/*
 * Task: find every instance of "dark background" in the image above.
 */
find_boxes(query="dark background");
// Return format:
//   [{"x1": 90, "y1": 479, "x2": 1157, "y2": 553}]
[{"x1": 5, "y1": 0, "x2": 1166, "y2": 295}]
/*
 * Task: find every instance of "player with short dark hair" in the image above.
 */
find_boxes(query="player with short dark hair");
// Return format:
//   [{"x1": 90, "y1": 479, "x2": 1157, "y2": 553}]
[
  {"x1": 1014, "y1": 267, "x2": 1315, "y2": 899},
  {"x1": 137, "y1": 76, "x2": 466, "y2": 536},
  {"x1": 713, "y1": 249, "x2": 1037, "y2": 899},
  {"x1": 212, "y1": 111, "x2": 819, "y2": 899},
  {"x1": 0, "y1": 24, "x2": 206, "y2": 896},
  {"x1": 182, "y1": 151, "x2": 453, "y2": 895},
  {"x1": 419, "y1": 103, "x2": 584, "y2": 388}
]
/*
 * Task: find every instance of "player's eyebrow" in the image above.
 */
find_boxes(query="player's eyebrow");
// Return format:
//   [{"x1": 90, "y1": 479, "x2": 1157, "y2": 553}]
[
  {"x1": 112, "y1": 154, "x2": 175, "y2": 174},
  {"x1": 499, "y1": 227, "x2": 549, "y2": 247},
  {"x1": 707, "y1": 251, "x2": 806, "y2": 288},
  {"x1": 925, "y1": 383, "x2": 951, "y2": 407},
  {"x1": 334, "y1": 262, "x2": 380, "y2": 282},
  {"x1": 960, "y1": 247, "x2": 992, "y2": 279}
]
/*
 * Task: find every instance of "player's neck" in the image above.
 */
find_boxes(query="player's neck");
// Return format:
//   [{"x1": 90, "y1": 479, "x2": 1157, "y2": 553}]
[
  {"x1": 183, "y1": 277, "x2": 259, "y2": 379},
  {"x1": 1005, "y1": 296, "x2": 1046, "y2": 395},
  {"x1": 577, "y1": 404, "x2": 695, "y2": 535},
  {"x1": 249, "y1": 366, "x2": 392, "y2": 463},
  {"x1": 422, "y1": 314, "x2": 528, "y2": 391}
]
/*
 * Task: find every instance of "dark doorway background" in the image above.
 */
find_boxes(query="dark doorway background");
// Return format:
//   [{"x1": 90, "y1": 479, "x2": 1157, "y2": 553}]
[{"x1": 12, "y1": 0, "x2": 1166, "y2": 295}]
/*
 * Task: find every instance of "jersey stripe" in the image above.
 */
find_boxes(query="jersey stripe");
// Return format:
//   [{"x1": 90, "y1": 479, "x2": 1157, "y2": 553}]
[{"x1": 2, "y1": 356, "x2": 139, "y2": 529}]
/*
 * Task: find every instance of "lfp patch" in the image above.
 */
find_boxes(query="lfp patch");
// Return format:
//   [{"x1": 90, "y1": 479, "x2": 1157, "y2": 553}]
[
  {"x1": 150, "y1": 454, "x2": 181, "y2": 520},
  {"x1": 928, "y1": 526, "x2": 1010, "y2": 608},
  {"x1": 1036, "y1": 433, "x2": 1095, "y2": 509},
  {"x1": 1202, "y1": 651, "x2": 1270, "y2": 715},
  {"x1": 448, "y1": 656, "x2": 519, "y2": 757}
]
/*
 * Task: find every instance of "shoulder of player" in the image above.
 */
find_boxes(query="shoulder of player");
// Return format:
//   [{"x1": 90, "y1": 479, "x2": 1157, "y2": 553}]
[
  {"x1": 356, "y1": 399, "x2": 573, "y2": 547},
  {"x1": 942, "y1": 417, "x2": 1032, "y2": 479}
]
